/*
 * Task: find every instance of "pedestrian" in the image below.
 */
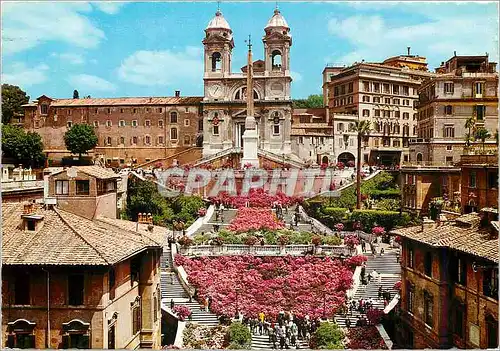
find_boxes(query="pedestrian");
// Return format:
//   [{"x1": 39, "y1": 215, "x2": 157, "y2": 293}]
[
  {"x1": 204, "y1": 297, "x2": 209, "y2": 312},
  {"x1": 378, "y1": 285, "x2": 383, "y2": 299},
  {"x1": 170, "y1": 298, "x2": 175, "y2": 309},
  {"x1": 345, "y1": 317, "x2": 351, "y2": 328},
  {"x1": 380, "y1": 247, "x2": 385, "y2": 256},
  {"x1": 360, "y1": 264, "x2": 366, "y2": 281}
]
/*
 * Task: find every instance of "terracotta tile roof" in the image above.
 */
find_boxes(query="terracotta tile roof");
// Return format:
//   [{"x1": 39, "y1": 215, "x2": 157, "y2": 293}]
[
  {"x1": 95, "y1": 216, "x2": 168, "y2": 246},
  {"x1": 32, "y1": 96, "x2": 203, "y2": 107},
  {"x1": 2, "y1": 203, "x2": 163, "y2": 266},
  {"x1": 51, "y1": 166, "x2": 119, "y2": 180},
  {"x1": 391, "y1": 213, "x2": 498, "y2": 263}
]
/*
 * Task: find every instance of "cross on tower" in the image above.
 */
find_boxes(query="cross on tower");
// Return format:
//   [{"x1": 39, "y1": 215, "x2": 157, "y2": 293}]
[
  {"x1": 246, "y1": 34, "x2": 252, "y2": 51},
  {"x1": 217, "y1": 0, "x2": 221, "y2": 11}
]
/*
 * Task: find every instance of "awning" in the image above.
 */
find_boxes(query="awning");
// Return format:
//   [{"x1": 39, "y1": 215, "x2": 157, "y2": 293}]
[{"x1": 384, "y1": 293, "x2": 400, "y2": 314}]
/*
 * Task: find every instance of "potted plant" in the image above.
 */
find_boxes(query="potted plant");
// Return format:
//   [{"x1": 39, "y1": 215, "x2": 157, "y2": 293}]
[
  {"x1": 198, "y1": 208, "x2": 207, "y2": 217},
  {"x1": 178, "y1": 236, "x2": 193, "y2": 248}
]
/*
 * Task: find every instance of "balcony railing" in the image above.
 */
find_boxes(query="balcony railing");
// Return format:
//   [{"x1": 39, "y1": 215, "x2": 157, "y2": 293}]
[
  {"x1": 401, "y1": 161, "x2": 459, "y2": 168},
  {"x1": 179, "y1": 244, "x2": 352, "y2": 257}
]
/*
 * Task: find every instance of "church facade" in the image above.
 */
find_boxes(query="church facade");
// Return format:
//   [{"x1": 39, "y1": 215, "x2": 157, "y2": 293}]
[{"x1": 201, "y1": 9, "x2": 294, "y2": 157}]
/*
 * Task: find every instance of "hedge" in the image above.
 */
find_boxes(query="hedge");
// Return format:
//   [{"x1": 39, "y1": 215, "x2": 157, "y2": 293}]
[
  {"x1": 368, "y1": 188, "x2": 401, "y2": 199},
  {"x1": 316, "y1": 207, "x2": 348, "y2": 228},
  {"x1": 310, "y1": 322, "x2": 344, "y2": 349},
  {"x1": 349, "y1": 210, "x2": 410, "y2": 232},
  {"x1": 227, "y1": 322, "x2": 252, "y2": 349}
]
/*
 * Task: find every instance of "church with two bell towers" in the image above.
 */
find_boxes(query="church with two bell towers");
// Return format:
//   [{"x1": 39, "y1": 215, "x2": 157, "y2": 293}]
[{"x1": 201, "y1": 7, "x2": 295, "y2": 159}]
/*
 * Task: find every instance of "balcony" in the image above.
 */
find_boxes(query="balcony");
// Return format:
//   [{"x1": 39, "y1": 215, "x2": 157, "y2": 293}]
[{"x1": 401, "y1": 161, "x2": 460, "y2": 170}]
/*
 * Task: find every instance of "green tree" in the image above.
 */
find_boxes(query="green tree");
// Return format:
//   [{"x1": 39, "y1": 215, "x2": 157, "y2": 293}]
[
  {"x1": 1, "y1": 125, "x2": 45, "y2": 167},
  {"x1": 310, "y1": 322, "x2": 344, "y2": 349},
  {"x1": 464, "y1": 116, "x2": 475, "y2": 147},
  {"x1": 293, "y1": 94, "x2": 324, "y2": 108},
  {"x1": 474, "y1": 126, "x2": 491, "y2": 152},
  {"x1": 354, "y1": 120, "x2": 371, "y2": 209},
  {"x1": 63, "y1": 123, "x2": 98, "y2": 159},
  {"x1": 73, "y1": 89, "x2": 79, "y2": 99},
  {"x1": 227, "y1": 322, "x2": 252, "y2": 349},
  {"x1": 1, "y1": 84, "x2": 30, "y2": 124}
]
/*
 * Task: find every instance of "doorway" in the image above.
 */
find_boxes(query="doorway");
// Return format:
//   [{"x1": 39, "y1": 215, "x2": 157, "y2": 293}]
[
  {"x1": 236, "y1": 123, "x2": 246, "y2": 148},
  {"x1": 108, "y1": 325, "x2": 115, "y2": 349}
]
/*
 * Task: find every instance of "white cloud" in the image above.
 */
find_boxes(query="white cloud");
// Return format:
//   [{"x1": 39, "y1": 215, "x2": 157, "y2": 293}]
[
  {"x1": 68, "y1": 74, "x2": 117, "y2": 92},
  {"x1": 2, "y1": 62, "x2": 50, "y2": 87},
  {"x1": 327, "y1": 12, "x2": 498, "y2": 67},
  {"x1": 290, "y1": 71, "x2": 303, "y2": 82},
  {"x1": 92, "y1": 2, "x2": 126, "y2": 15},
  {"x1": 1, "y1": 2, "x2": 117, "y2": 55},
  {"x1": 117, "y1": 47, "x2": 203, "y2": 86},
  {"x1": 51, "y1": 52, "x2": 85, "y2": 65}
]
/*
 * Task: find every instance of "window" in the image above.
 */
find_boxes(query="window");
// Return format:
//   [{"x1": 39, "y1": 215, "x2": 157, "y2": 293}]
[
  {"x1": 444, "y1": 82, "x2": 454, "y2": 94},
  {"x1": 170, "y1": 112, "x2": 178, "y2": 123},
  {"x1": 104, "y1": 120, "x2": 111, "y2": 127},
  {"x1": 340, "y1": 85, "x2": 346, "y2": 95},
  {"x1": 119, "y1": 120, "x2": 125, "y2": 127},
  {"x1": 334, "y1": 86, "x2": 339, "y2": 96},
  {"x1": 445, "y1": 105, "x2": 453, "y2": 115},
  {"x1": 483, "y1": 268, "x2": 499, "y2": 299},
  {"x1": 93, "y1": 121, "x2": 99, "y2": 127},
  {"x1": 374, "y1": 138, "x2": 379, "y2": 147},
  {"x1": 469, "y1": 171, "x2": 477, "y2": 188},
  {"x1": 403, "y1": 112, "x2": 409, "y2": 120},
  {"x1": 474, "y1": 81, "x2": 484, "y2": 96},
  {"x1": 393, "y1": 98, "x2": 400, "y2": 105},
  {"x1": 183, "y1": 135, "x2": 190, "y2": 145},
  {"x1": 373, "y1": 83, "x2": 380, "y2": 92},
  {"x1": 211, "y1": 52, "x2": 222, "y2": 71},
  {"x1": 457, "y1": 257, "x2": 467, "y2": 285},
  {"x1": 347, "y1": 96, "x2": 353, "y2": 104},
  {"x1": 170, "y1": 127, "x2": 178, "y2": 140},
  {"x1": 488, "y1": 171, "x2": 498, "y2": 189},
  {"x1": 407, "y1": 282, "x2": 414, "y2": 313},
  {"x1": 14, "y1": 272, "x2": 30, "y2": 305},
  {"x1": 383, "y1": 110, "x2": 390, "y2": 118},
  {"x1": 347, "y1": 82, "x2": 353, "y2": 93},
  {"x1": 337, "y1": 123, "x2": 344, "y2": 132},
  {"x1": 132, "y1": 303, "x2": 141, "y2": 335},
  {"x1": 424, "y1": 252, "x2": 432, "y2": 277},
  {"x1": 408, "y1": 246, "x2": 414, "y2": 268},
  {"x1": 446, "y1": 145, "x2": 453, "y2": 151},
  {"x1": 424, "y1": 291, "x2": 434, "y2": 327},
  {"x1": 158, "y1": 107, "x2": 163, "y2": 113},
  {"x1": 395, "y1": 111, "x2": 400, "y2": 119},
  {"x1": 443, "y1": 125, "x2": 455, "y2": 138},
  {"x1": 76, "y1": 180, "x2": 90, "y2": 195},
  {"x1": 158, "y1": 120, "x2": 164, "y2": 128},
  {"x1": 413, "y1": 113, "x2": 417, "y2": 121},
  {"x1": 453, "y1": 301, "x2": 465, "y2": 338},
  {"x1": 41, "y1": 104, "x2": 48, "y2": 115},
  {"x1": 362, "y1": 109, "x2": 370, "y2": 117},
  {"x1": 133, "y1": 108, "x2": 137, "y2": 114},
  {"x1": 56, "y1": 180, "x2": 69, "y2": 195},
  {"x1": 132, "y1": 120, "x2": 138, "y2": 127},
  {"x1": 67, "y1": 121, "x2": 73, "y2": 128},
  {"x1": 363, "y1": 81, "x2": 370, "y2": 92},
  {"x1": 106, "y1": 137, "x2": 111, "y2": 146},
  {"x1": 130, "y1": 256, "x2": 141, "y2": 284},
  {"x1": 474, "y1": 105, "x2": 485, "y2": 120},
  {"x1": 145, "y1": 136, "x2": 151, "y2": 145},
  {"x1": 68, "y1": 274, "x2": 84, "y2": 305},
  {"x1": 213, "y1": 125, "x2": 219, "y2": 136},
  {"x1": 413, "y1": 126, "x2": 417, "y2": 135},
  {"x1": 385, "y1": 98, "x2": 391, "y2": 104},
  {"x1": 383, "y1": 84, "x2": 389, "y2": 93},
  {"x1": 120, "y1": 108, "x2": 124, "y2": 113},
  {"x1": 120, "y1": 137, "x2": 125, "y2": 145},
  {"x1": 373, "y1": 97, "x2": 380, "y2": 103},
  {"x1": 132, "y1": 136, "x2": 138, "y2": 144},
  {"x1": 158, "y1": 136, "x2": 164, "y2": 144},
  {"x1": 298, "y1": 136, "x2": 303, "y2": 144},
  {"x1": 362, "y1": 95, "x2": 370, "y2": 102},
  {"x1": 486, "y1": 315, "x2": 498, "y2": 348},
  {"x1": 374, "y1": 109, "x2": 380, "y2": 117},
  {"x1": 403, "y1": 86, "x2": 409, "y2": 96},
  {"x1": 145, "y1": 120, "x2": 151, "y2": 127},
  {"x1": 393, "y1": 85, "x2": 399, "y2": 95},
  {"x1": 184, "y1": 119, "x2": 190, "y2": 127},
  {"x1": 393, "y1": 139, "x2": 400, "y2": 147},
  {"x1": 146, "y1": 108, "x2": 150, "y2": 113}
]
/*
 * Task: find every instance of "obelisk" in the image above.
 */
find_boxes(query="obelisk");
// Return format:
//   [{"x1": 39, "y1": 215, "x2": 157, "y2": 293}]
[{"x1": 241, "y1": 35, "x2": 260, "y2": 169}]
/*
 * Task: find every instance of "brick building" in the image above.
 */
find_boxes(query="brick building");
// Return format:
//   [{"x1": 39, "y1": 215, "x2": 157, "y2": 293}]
[
  {"x1": 323, "y1": 52, "x2": 434, "y2": 166},
  {"x1": 21, "y1": 94, "x2": 203, "y2": 166},
  {"x1": 458, "y1": 153, "x2": 498, "y2": 213},
  {"x1": 392, "y1": 210, "x2": 498, "y2": 349},
  {"x1": 411, "y1": 54, "x2": 498, "y2": 164},
  {"x1": 2, "y1": 201, "x2": 165, "y2": 349}
]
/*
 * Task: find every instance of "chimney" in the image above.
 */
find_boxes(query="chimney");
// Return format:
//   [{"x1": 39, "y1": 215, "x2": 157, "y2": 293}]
[
  {"x1": 138, "y1": 212, "x2": 144, "y2": 223},
  {"x1": 421, "y1": 217, "x2": 435, "y2": 231},
  {"x1": 23, "y1": 203, "x2": 34, "y2": 215},
  {"x1": 175, "y1": 90, "x2": 180, "y2": 97},
  {"x1": 146, "y1": 213, "x2": 153, "y2": 225},
  {"x1": 407, "y1": 46, "x2": 411, "y2": 56}
]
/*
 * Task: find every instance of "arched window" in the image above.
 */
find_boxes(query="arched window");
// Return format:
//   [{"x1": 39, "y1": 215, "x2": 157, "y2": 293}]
[
  {"x1": 403, "y1": 125, "x2": 410, "y2": 136},
  {"x1": 271, "y1": 50, "x2": 282, "y2": 69},
  {"x1": 170, "y1": 127, "x2": 178, "y2": 140},
  {"x1": 383, "y1": 123, "x2": 390, "y2": 134},
  {"x1": 106, "y1": 137, "x2": 112, "y2": 146},
  {"x1": 424, "y1": 252, "x2": 432, "y2": 277},
  {"x1": 170, "y1": 112, "x2": 178, "y2": 124},
  {"x1": 416, "y1": 153, "x2": 423, "y2": 162},
  {"x1": 132, "y1": 136, "x2": 138, "y2": 145},
  {"x1": 413, "y1": 126, "x2": 417, "y2": 135},
  {"x1": 62, "y1": 319, "x2": 90, "y2": 349},
  {"x1": 394, "y1": 124, "x2": 400, "y2": 134},
  {"x1": 6, "y1": 319, "x2": 36, "y2": 349},
  {"x1": 234, "y1": 87, "x2": 259, "y2": 100},
  {"x1": 145, "y1": 135, "x2": 151, "y2": 145},
  {"x1": 184, "y1": 135, "x2": 190, "y2": 145},
  {"x1": 211, "y1": 52, "x2": 222, "y2": 72}
]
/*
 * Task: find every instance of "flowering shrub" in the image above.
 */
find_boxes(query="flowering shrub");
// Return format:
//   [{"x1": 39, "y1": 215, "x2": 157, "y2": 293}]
[
  {"x1": 334, "y1": 223, "x2": 344, "y2": 231},
  {"x1": 209, "y1": 189, "x2": 302, "y2": 209},
  {"x1": 394, "y1": 235, "x2": 402, "y2": 244},
  {"x1": 336, "y1": 162, "x2": 345, "y2": 170},
  {"x1": 372, "y1": 226, "x2": 386, "y2": 236},
  {"x1": 311, "y1": 235, "x2": 323, "y2": 246},
  {"x1": 182, "y1": 324, "x2": 228, "y2": 349},
  {"x1": 344, "y1": 234, "x2": 360, "y2": 248},
  {"x1": 347, "y1": 160, "x2": 355, "y2": 168},
  {"x1": 344, "y1": 255, "x2": 368, "y2": 268},
  {"x1": 197, "y1": 208, "x2": 207, "y2": 217},
  {"x1": 277, "y1": 235, "x2": 290, "y2": 246},
  {"x1": 179, "y1": 255, "x2": 353, "y2": 319},
  {"x1": 228, "y1": 208, "x2": 285, "y2": 232},
  {"x1": 320, "y1": 163, "x2": 328, "y2": 170},
  {"x1": 172, "y1": 305, "x2": 192, "y2": 321},
  {"x1": 244, "y1": 235, "x2": 258, "y2": 246},
  {"x1": 346, "y1": 327, "x2": 388, "y2": 349},
  {"x1": 329, "y1": 182, "x2": 336, "y2": 191},
  {"x1": 352, "y1": 221, "x2": 363, "y2": 230},
  {"x1": 393, "y1": 281, "x2": 401, "y2": 290},
  {"x1": 366, "y1": 308, "x2": 385, "y2": 325},
  {"x1": 178, "y1": 236, "x2": 193, "y2": 247}
]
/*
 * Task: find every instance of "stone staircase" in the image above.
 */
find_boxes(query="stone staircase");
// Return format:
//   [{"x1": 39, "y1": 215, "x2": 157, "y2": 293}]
[
  {"x1": 251, "y1": 333, "x2": 309, "y2": 350},
  {"x1": 161, "y1": 246, "x2": 219, "y2": 327}
]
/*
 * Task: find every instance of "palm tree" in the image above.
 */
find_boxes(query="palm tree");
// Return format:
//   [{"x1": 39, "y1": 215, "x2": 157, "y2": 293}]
[
  {"x1": 474, "y1": 127, "x2": 491, "y2": 152},
  {"x1": 464, "y1": 116, "x2": 475, "y2": 148},
  {"x1": 354, "y1": 120, "x2": 371, "y2": 209}
]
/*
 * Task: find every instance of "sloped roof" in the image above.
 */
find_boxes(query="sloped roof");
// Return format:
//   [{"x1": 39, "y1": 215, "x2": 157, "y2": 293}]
[
  {"x1": 51, "y1": 166, "x2": 119, "y2": 180},
  {"x1": 1, "y1": 203, "x2": 164, "y2": 266},
  {"x1": 391, "y1": 213, "x2": 498, "y2": 263},
  {"x1": 22, "y1": 96, "x2": 203, "y2": 107}
]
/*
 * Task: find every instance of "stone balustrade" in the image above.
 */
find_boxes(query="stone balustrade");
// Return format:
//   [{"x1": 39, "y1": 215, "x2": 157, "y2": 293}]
[{"x1": 179, "y1": 244, "x2": 352, "y2": 257}]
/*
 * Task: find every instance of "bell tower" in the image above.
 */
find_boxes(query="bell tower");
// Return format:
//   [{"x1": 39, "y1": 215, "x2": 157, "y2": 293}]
[
  {"x1": 263, "y1": 6, "x2": 292, "y2": 76},
  {"x1": 203, "y1": 9, "x2": 234, "y2": 78}
]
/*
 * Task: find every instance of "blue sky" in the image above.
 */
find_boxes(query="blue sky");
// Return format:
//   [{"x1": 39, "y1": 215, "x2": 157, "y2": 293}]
[{"x1": 2, "y1": 1, "x2": 498, "y2": 99}]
